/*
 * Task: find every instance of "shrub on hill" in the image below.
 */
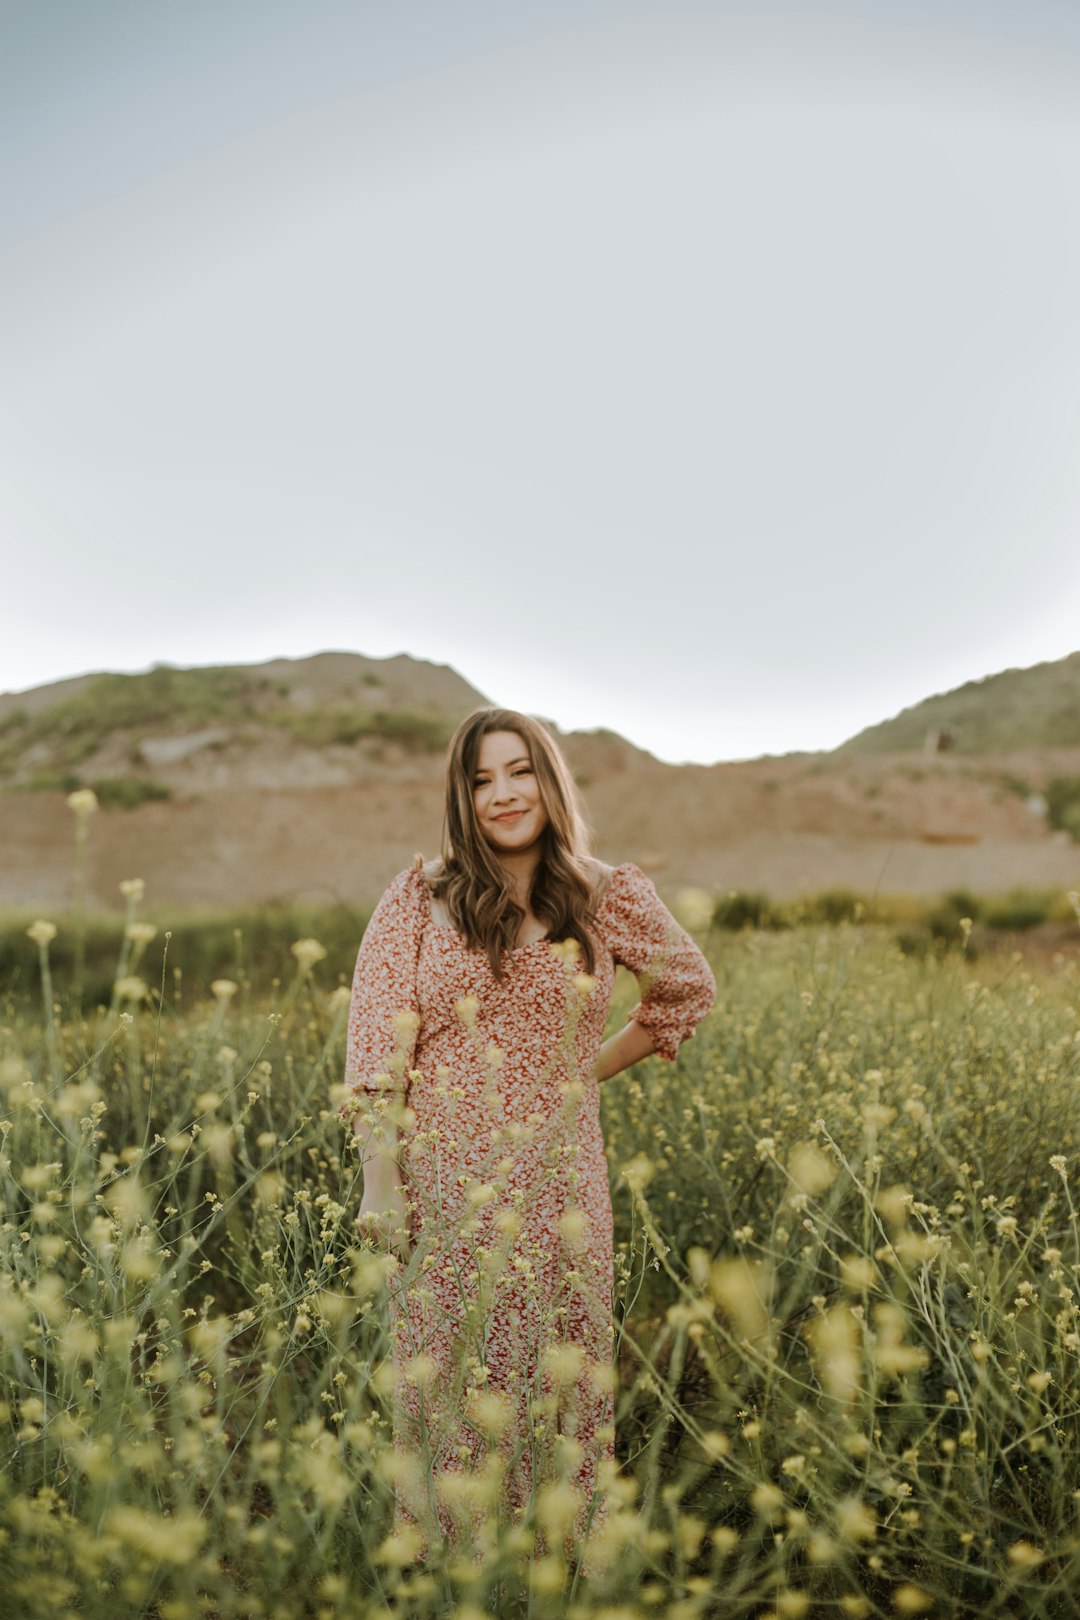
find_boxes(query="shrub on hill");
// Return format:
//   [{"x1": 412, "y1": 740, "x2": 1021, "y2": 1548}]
[
  {"x1": 7, "y1": 773, "x2": 173, "y2": 808},
  {"x1": 1046, "y1": 775, "x2": 1080, "y2": 843},
  {"x1": 266, "y1": 706, "x2": 453, "y2": 752},
  {"x1": 88, "y1": 777, "x2": 173, "y2": 810}
]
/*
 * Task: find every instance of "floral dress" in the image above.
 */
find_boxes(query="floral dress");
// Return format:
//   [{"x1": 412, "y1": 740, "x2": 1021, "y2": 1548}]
[{"x1": 341, "y1": 856, "x2": 717, "y2": 1562}]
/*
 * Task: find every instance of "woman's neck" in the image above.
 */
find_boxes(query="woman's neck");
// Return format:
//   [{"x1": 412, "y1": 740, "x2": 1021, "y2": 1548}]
[{"x1": 494, "y1": 844, "x2": 542, "y2": 905}]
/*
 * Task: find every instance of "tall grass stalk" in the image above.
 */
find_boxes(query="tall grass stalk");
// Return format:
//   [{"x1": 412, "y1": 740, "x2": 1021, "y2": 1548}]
[{"x1": 65, "y1": 788, "x2": 98, "y2": 1003}]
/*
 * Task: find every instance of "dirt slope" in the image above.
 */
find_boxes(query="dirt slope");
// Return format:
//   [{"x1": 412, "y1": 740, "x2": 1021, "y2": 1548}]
[
  {"x1": 2, "y1": 652, "x2": 1079, "y2": 913},
  {"x1": 2, "y1": 742, "x2": 1078, "y2": 914}
]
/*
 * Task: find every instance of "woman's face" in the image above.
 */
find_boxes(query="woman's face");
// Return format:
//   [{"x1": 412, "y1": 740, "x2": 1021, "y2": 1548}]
[{"x1": 472, "y1": 730, "x2": 549, "y2": 853}]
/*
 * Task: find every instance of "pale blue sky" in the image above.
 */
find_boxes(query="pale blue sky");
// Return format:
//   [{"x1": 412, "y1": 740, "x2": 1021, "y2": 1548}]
[{"x1": 3, "y1": 0, "x2": 1080, "y2": 763}]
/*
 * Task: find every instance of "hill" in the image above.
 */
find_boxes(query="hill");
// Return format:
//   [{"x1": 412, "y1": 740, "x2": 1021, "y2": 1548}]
[
  {"x1": 837, "y1": 649, "x2": 1080, "y2": 755},
  {"x1": 0, "y1": 651, "x2": 500, "y2": 799},
  {"x1": 1, "y1": 649, "x2": 1079, "y2": 913}
]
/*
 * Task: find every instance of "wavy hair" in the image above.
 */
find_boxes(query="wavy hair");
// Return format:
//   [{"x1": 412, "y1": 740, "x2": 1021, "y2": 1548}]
[{"x1": 426, "y1": 707, "x2": 600, "y2": 982}]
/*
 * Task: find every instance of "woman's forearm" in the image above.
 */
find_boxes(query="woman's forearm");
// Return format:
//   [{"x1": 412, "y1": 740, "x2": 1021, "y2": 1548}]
[
  {"x1": 352, "y1": 1097, "x2": 402, "y2": 1190},
  {"x1": 351, "y1": 1094, "x2": 410, "y2": 1246},
  {"x1": 593, "y1": 1019, "x2": 657, "y2": 1084}
]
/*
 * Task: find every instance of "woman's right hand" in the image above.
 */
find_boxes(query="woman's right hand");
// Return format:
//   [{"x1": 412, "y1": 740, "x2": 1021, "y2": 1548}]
[{"x1": 356, "y1": 1172, "x2": 412, "y2": 1256}]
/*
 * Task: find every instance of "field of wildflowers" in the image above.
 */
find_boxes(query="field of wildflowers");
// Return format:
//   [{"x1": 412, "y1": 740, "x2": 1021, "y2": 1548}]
[{"x1": 3, "y1": 822, "x2": 1080, "y2": 1616}]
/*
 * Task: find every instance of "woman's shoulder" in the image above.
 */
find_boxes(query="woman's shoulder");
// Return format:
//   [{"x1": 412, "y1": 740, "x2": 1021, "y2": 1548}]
[
  {"x1": 413, "y1": 854, "x2": 443, "y2": 891},
  {"x1": 591, "y1": 858, "x2": 663, "y2": 913},
  {"x1": 580, "y1": 855, "x2": 614, "y2": 888},
  {"x1": 377, "y1": 856, "x2": 435, "y2": 906},
  {"x1": 581, "y1": 855, "x2": 637, "y2": 909}
]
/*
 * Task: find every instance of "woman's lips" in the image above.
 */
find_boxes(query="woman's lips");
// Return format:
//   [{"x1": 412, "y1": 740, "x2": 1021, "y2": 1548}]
[{"x1": 493, "y1": 810, "x2": 526, "y2": 823}]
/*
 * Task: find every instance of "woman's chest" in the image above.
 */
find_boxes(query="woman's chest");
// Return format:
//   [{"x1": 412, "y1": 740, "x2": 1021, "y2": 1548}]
[{"x1": 414, "y1": 923, "x2": 616, "y2": 1047}]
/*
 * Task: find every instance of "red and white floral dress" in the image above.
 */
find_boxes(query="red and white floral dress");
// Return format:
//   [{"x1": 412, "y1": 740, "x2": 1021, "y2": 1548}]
[{"x1": 342, "y1": 857, "x2": 716, "y2": 1560}]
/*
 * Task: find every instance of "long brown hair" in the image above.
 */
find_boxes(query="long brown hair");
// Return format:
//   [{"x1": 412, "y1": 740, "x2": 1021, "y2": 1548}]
[{"x1": 426, "y1": 707, "x2": 600, "y2": 981}]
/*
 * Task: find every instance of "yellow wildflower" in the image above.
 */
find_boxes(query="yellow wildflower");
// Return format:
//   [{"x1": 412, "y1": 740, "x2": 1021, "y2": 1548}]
[
  {"x1": 788, "y1": 1141, "x2": 836, "y2": 1197},
  {"x1": 67, "y1": 788, "x2": 99, "y2": 817},
  {"x1": 708, "y1": 1256, "x2": 774, "y2": 1344},
  {"x1": 891, "y1": 1585, "x2": 933, "y2": 1614},
  {"x1": 835, "y1": 1496, "x2": 877, "y2": 1541},
  {"x1": 290, "y1": 937, "x2": 327, "y2": 972},
  {"x1": 542, "y1": 1342, "x2": 585, "y2": 1384},
  {"x1": 620, "y1": 1153, "x2": 655, "y2": 1191},
  {"x1": 1007, "y1": 1540, "x2": 1045, "y2": 1568},
  {"x1": 806, "y1": 1305, "x2": 861, "y2": 1403}
]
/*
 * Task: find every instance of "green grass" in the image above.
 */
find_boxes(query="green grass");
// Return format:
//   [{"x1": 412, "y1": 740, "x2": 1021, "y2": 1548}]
[{"x1": 3, "y1": 905, "x2": 1080, "y2": 1615}]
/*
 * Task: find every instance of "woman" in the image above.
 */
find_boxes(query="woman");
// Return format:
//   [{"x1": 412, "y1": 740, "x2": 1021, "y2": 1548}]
[{"x1": 340, "y1": 707, "x2": 716, "y2": 1566}]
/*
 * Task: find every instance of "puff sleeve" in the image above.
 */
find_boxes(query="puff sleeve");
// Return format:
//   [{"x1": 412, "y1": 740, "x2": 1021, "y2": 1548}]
[
  {"x1": 340, "y1": 862, "x2": 426, "y2": 1120},
  {"x1": 600, "y1": 863, "x2": 717, "y2": 1062}
]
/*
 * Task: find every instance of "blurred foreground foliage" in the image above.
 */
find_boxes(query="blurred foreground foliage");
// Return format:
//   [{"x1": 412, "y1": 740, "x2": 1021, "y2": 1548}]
[{"x1": 2, "y1": 898, "x2": 1080, "y2": 1615}]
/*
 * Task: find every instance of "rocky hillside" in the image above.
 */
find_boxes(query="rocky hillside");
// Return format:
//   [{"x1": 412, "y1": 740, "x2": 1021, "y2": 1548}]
[{"x1": 0, "y1": 652, "x2": 506, "y2": 798}]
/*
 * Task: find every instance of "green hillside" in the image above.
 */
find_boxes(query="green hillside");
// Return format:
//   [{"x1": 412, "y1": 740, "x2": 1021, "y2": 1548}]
[
  {"x1": 0, "y1": 653, "x2": 482, "y2": 796},
  {"x1": 837, "y1": 650, "x2": 1080, "y2": 754}
]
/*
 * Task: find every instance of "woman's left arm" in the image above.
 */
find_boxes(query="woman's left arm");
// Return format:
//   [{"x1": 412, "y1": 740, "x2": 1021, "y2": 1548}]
[
  {"x1": 593, "y1": 1017, "x2": 658, "y2": 1083},
  {"x1": 595, "y1": 863, "x2": 717, "y2": 1078}
]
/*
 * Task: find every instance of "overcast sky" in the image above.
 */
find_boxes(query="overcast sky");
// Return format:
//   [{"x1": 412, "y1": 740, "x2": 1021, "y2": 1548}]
[{"x1": 3, "y1": 0, "x2": 1080, "y2": 764}]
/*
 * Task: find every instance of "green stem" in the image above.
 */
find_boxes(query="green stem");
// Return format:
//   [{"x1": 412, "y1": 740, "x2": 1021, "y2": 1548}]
[{"x1": 37, "y1": 941, "x2": 62, "y2": 1085}]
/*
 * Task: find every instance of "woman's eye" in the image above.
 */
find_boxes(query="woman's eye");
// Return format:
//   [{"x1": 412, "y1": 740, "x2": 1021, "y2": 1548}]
[{"x1": 474, "y1": 769, "x2": 530, "y2": 785}]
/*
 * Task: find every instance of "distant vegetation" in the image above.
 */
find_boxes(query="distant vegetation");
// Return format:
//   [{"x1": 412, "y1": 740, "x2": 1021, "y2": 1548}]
[
  {"x1": 2, "y1": 884, "x2": 1075, "y2": 1005},
  {"x1": 708, "y1": 884, "x2": 1077, "y2": 958},
  {"x1": 265, "y1": 705, "x2": 454, "y2": 753},
  {"x1": 0, "y1": 666, "x2": 267, "y2": 775},
  {"x1": 0, "y1": 898, "x2": 369, "y2": 1006},
  {"x1": 9, "y1": 774, "x2": 173, "y2": 809},
  {"x1": 86, "y1": 777, "x2": 174, "y2": 810},
  {"x1": 838, "y1": 650, "x2": 1080, "y2": 754},
  {"x1": 0, "y1": 665, "x2": 456, "y2": 794}
]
